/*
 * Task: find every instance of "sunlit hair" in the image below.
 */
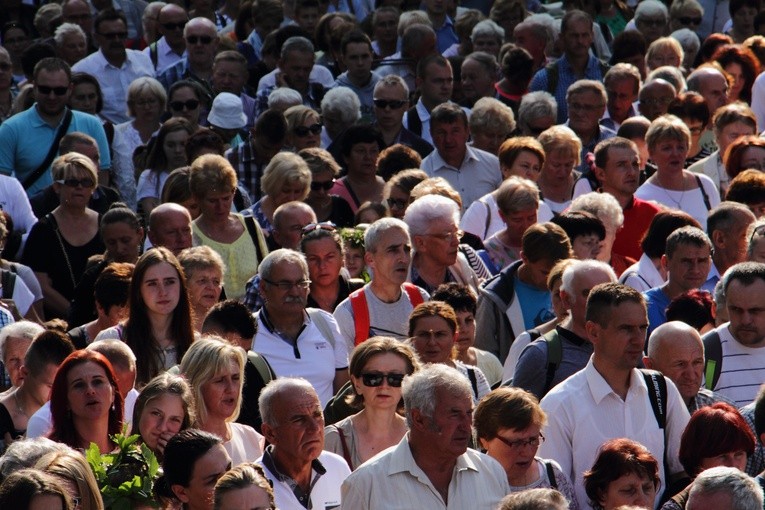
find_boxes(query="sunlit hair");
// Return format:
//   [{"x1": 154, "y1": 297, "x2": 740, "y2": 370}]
[
  {"x1": 213, "y1": 463, "x2": 275, "y2": 510},
  {"x1": 131, "y1": 373, "x2": 195, "y2": 454}
]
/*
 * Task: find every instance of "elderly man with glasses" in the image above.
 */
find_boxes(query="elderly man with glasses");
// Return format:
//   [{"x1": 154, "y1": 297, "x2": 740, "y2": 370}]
[{"x1": 157, "y1": 17, "x2": 219, "y2": 101}]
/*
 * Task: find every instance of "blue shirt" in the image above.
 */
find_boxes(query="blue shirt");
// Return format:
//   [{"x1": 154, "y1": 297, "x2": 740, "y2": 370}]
[
  {"x1": 529, "y1": 54, "x2": 606, "y2": 124},
  {"x1": 644, "y1": 286, "x2": 671, "y2": 336},
  {"x1": 434, "y1": 16, "x2": 459, "y2": 54},
  {"x1": 514, "y1": 275, "x2": 554, "y2": 330}
]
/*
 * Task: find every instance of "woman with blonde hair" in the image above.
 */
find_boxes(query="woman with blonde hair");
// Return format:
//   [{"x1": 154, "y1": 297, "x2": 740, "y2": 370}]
[
  {"x1": 469, "y1": 97, "x2": 516, "y2": 155},
  {"x1": 35, "y1": 450, "x2": 104, "y2": 510},
  {"x1": 0, "y1": 469, "x2": 73, "y2": 510},
  {"x1": 213, "y1": 463, "x2": 275, "y2": 510},
  {"x1": 285, "y1": 105, "x2": 322, "y2": 152},
  {"x1": 132, "y1": 373, "x2": 194, "y2": 459},
  {"x1": 537, "y1": 126, "x2": 582, "y2": 215},
  {"x1": 180, "y1": 336, "x2": 264, "y2": 466},
  {"x1": 646, "y1": 37, "x2": 684, "y2": 73},
  {"x1": 178, "y1": 246, "x2": 226, "y2": 332}
]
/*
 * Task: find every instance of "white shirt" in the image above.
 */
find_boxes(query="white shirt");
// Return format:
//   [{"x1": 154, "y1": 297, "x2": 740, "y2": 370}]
[
  {"x1": 225, "y1": 422, "x2": 264, "y2": 466},
  {"x1": 0, "y1": 174, "x2": 37, "y2": 246},
  {"x1": 538, "y1": 359, "x2": 689, "y2": 510},
  {"x1": 142, "y1": 36, "x2": 185, "y2": 74},
  {"x1": 112, "y1": 121, "x2": 157, "y2": 210},
  {"x1": 256, "y1": 64, "x2": 335, "y2": 92},
  {"x1": 72, "y1": 49, "x2": 155, "y2": 124},
  {"x1": 634, "y1": 175, "x2": 720, "y2": 230},
  {"x1": 753, "y1": 71, "x2": 765, "y2": 133},
  {"x1": 461, "y1": 193, "x2": 554, "y2": 241},
  {"x1": 619, "y1": 253, "x2": 665, "y2": 293},
  {"x1": 136, "y1": 169, "x2": 169, "y2": 203},
  {"x1": 710, "y1": 323, "x2": 765, "y2": 407}
]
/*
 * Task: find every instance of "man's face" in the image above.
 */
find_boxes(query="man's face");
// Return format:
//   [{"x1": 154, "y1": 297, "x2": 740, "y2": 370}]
[
  {"x1": 431, "y1": 120, "x2": 469, "y2": 164},
  {"x1": 424, "y1": 0, "x2": 446, "y2": 16},
  {"x1": 374, "y1": 12, "x2": 398, "y2": 44},
  {"x1": 34, "y1": 69, "x2": 72, "y2": 118},
  {"x1": 606, "y1": 78, "x2": 638, "y2": 124},
  {"x1": 272, "y1": 209, "x2": 316, "y2": 250},
  {"x1": 95, "y1": 19, "x2": 128, "y2": 60},
  {"x1": 263, "y1": 388, "x2": 325, "y2": 465},
  {"x1": 251, "y1": 132, "x2": 284, "y2": 163},
  {"x1": 185, "y1": 23, "x2": 218, "y2": 68},
  {"x1": 561, "y1": 19, "x2": 593, "y2": 60},
  {"x1": 365, "y1": 228, "x2": 411, "y2": 288},
  {"x1": 149, "y1": 210, "x2": 192, "y2": 255},
  {"x1": 595, "y1": 146, "x2": 641, "y2": 197},
  {"x1": 157, "y1": 5, "x2": 188, "y2": 46},
  {"x1": 715, "y1": 212, "x2": 755, "y2": 267},
  {"x1": 418, "y1": 62, "x2": 453, "y2": 105},
  {"x1": 698, "y1": 73, "x2": 730, "y2": 115},
  {"x1": 513, "y1": 26, "x2": 545, "y2": 62},
  {"x1": 3, "y1": 336, "x2": 32, "y2": 387},
  {"x1": 588, "y1": 301, "x2": 649, "y2": 371},
  {"x1": 212, "y1": 60, "x2": 247, "y2": 95},
  {"x1": 415, "y1": 387, "x2": 473, "y2": 459},
  {"x1": 670, "y1": 5, "x2": 703, "y2": 31},
  {"x1": 342, "y1": 42, "x2": 373, "y2": 83},
  {"x1": 296, "y1": 7, "x2": 319, "y2": 35},
  {"x1": 521, "y1": 256, "x2": 556, "y2": 289},
  {"x1": 647, "y1": 335, "x2": 704, "y2": 403},
  {"x1": 635, "y1": 14, "x2": 667, "y2": 45},
  {"x1": 373, "y1": 84, "x2": 408, "y2": 131},
  {"x1": 727, "y1": 278, "x2": 765, "y2": 347},
  {"x1": 567, "y1": 90, "x2": 605, "y2": 135},
  {"x1": 63, "y1": 0, "x2": 93, "y2": 36},
  {"x1": 663, "y1": 242, "x2": 711, "y2": 292},
  {"x1": 279, "y1": 51, "x2": 314, "y2": 94},
  {"x1": 638, "y1": 81, "x2": 676, "y2": 120},
  {"x1": 414, "y1": 217, "x2": 462, "y2": 268},
  {"x1": 260, "y1": 260, "x2": 309, "y2": 315}
]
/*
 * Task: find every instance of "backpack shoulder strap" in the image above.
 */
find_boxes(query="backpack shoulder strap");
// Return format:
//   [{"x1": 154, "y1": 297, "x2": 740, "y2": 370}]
[
  {"x1": 543, "y1": 328, "x2": 563, "y2": 396},
  {"x1": 545, "y1": 61, "x2": 559, "y2": 95},
  {"x1": 306, "y1": 308, "x2": 336, "y2": 348},
  {"x1": 402, "y1": 282, "x2": 425, "y2": 307},
  {"x1": 640, "y1": 369, "x2": 667, "y2": 429},
  {"x1": 349, "y1": 288, "x2": 369, "y2": 346},
  {"x1": 149, "y1": 41, "x2": 159, "y2": 70},
  {"x1": 544, "y1": 460, "x2": 558, "y2": 490},
  {"x1": 482, "y1": 198, "x2": 492, "y2": 239},
  {"x1": 466, "y1": 366, "x2": 479, "y2": 398},
  {"x1": 0, "y1": 270, "x2": 14, "y2": 298},
  {"x1": 243, "y1": 215, "x2": 267, "y2": 263},
  {"x1": 406, "y1": 106, "x2": 422, "y2": 136},
  {"x1": 702, "y1": 330, "x2": 722, "y2": 390},
  {"x1": 247, "y1": 350, "x2": 276, "y2": 385}
]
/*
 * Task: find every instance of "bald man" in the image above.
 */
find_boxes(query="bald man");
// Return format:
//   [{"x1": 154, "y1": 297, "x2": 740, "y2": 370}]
[
  {"x1": 271, "y1": 201, "x2": 317, "y2": 251},
  {"x1": 147, "y1": 203, "x2": 193, "y2": 255},
  {"x1": 644, "y1": 321, "x2": 733, "y2": 413},
  {"x1": 638, "y1": 79, "x2": 677, "y2": 121}
]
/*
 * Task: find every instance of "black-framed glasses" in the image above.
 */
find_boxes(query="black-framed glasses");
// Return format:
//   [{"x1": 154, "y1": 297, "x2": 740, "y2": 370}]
[
  {"x1": 37, "y1": 85, "x2": 69, "y2": 96},
  {"x1": 56, "y1": 178, "x2": 95, "y2": 188},
  {"x1": 373, "y1": 99, "x2": 407, "y2": 110},
  {"x1": 361, "y1": 372, "x2": 405, "y2": 387},
  {"x1": 186, "y1": 35, "x2": 213, "y2": 45},
  {"x1": 495, "y1": 433, "x2": 545, "y2": 450},
  {"x1": 98, "y1": 31, "x2": 128, "y2": 40},
  {"x1": 310, "y1": 179, "x2": 335, "y2": 191},
  {"x1": 386, "y1": 197, "x2": 408, "y2": 210},
  {"x1": 294, "y1": 122, "x2": 323, "y2": 137},
  {"x1": 0, "y1": 63, "x2": 11, "y2": 71},
  {"x1": 302, "y1": 222, "x2": 336, "y2": 235},
  {"x1": 678, "y1": 16, "x2": 702, "y2": 25},
  {"x1": 262, "y1": 278, "x2": 311, "y2": 291},
  {"x1": 170, "y1": 99, "x2": 200, "y2": 111},
  {"x1": 161, "y1": 20, "x2": 188, "y2": 31},
  {"x1": 750, "y1": 224, "x2": 765, "y2": 243}
]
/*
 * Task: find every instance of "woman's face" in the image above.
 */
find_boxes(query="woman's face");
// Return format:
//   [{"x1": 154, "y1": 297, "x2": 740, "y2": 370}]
[
  {"x1": 307, "y1": 168, "x2": 334, "y2": 205},
  {"x1": 273, "y1": 179, "x2": 308, "y2": 208},
  {"x1": 345, "y1": 142, "x2": 379, "y2": 177},
  {"x1": 503, "y1": 151, "x2": 543, "y2": 181},
  {"x1": 647, "y1": 47, "x2": 681, "y2": 71},
  {"x1": 599, "y1": 472, "x2": 657, "y2": 510},
  {"x1": 163, "y1": 130, "x2": 190, "y2": 171},
  {"x1": 386, "y1": 185, "x2": 410, "y2": 219},
  {"x1": 69, "y1": 83, "x2": 99, "y2": 115},
  {"x1": 716, "y1": 121, "x2": 755, "y2": 156},
  {"x1": 199, "y1": 189, "x2": 234, "y2": 222},
  {"x1": 3, "y1": 27, "x2": 30, "y2": 58},
  {"x1": 725, "y1": 62, "x2": 745, "y2": 100},
  {"x1": 455, "y1": 309, "x2": 476, "y2": 354},
  {"x1": 684, "y1": 117, "x2": 705, "y2": 151},
  {"x1": 733, "y1": 6, "x2": 757, "y2": 33},
  {"x1": 550, "y1": 278, "x2": 566, "y2": 319},
  {"x1": 739, "y1": 145, "x2": 765, "y2": 171},
  {"x1": 649, "y1": 138, "x2": 688, "y2": 174},
  {"x1": 66, "y1": 361, "x2": 115, "y2": 422},
  {"x1": 102, "y1": 222, "x2": 143, "y2": 263},
  {"x1": 572, "y1": 233, "x2": 603, "y2": 260},
  {"x1": 140, "y1": 261, "x2": 181, "y2": 317},
  {"x1": 200, "y1": 360, "x2": 241, "y2": 421},
  {"x1": 698, "y1": 449, "x2": 748, "y2": 473},
  {"x1": 481, "y1": 423, "x2": 542, "y2": 482},
  {"x1": 471, "y1": 128, "x2": 507, "y2": 157},
  {"x1": 541, "y1": 149, "x2": 576, "y2": 186},
  {"x1": 55, "y1": 170, "x2": 96, "y2": 210},
  {"x1": 133, "y1": 91, "x2": 163, "y2": 123},
  {"x1": 500, "y1": 207, "x2": 538, "y2": 244},
  {"x1": 291, "y1": 115, "x2": 322, "y2": 151},
  {"x1": 351, "y1": 352, "x2": 408, "y2": 411},
  {"x1": 472, "y1": 35, "x2": 501, "y2": 57},
  {"x1": 411, "y1": 315, "x2": 456, "y2": 364},
  {"x1": 59, "y1": 33, "x2": 88, "y2": 67},
  {"x1": 169, "y1": 86, "x2": 201, "y2": 127},
  {"x1": 461, "y1": 58, "x2": 495, "y2": 104},
  {"x1": 187, "y1": 266, "x2": 223, "y2": 312},
  {"x1": 175, "y1": 443, "x2": 232, "y2": 510},
  {"x1": 304, "y1": 236, "x2": 343, "y2": 288},
  {"x1": 138, "y1": 393, "x2": 186, "y2": 453},
  {"x1": 344, "y1": 247, "x2": 365, "y2": 278},
  {"x1": 215, "y1": 485, "x2": 273, "y2": 510}
]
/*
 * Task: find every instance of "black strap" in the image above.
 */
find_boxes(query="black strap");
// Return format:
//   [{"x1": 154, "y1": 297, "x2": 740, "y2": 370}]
[
  {"x1": 343, "y1": 179, "x2": 361, "y2": 209},
  {"x1": 406, "y1": 106, "x2": 422, "y2": 137},
  {"x1": 22, "y1": 109, "x2": 73, "y2": 190},
  {"x1": 544, "y1": 460, "x2": 558, "y2": 490},
  {"x1": 149, "y1": 41, "x2": 159, "y2": 70},
  {"x1": 702, "y1": 330, "x2": 722, "y2": 390},
  {"x1": 482, "y1": 199, "x2": 491, "y2": 239},
  {"x1": 243, "y1": 215, "x2": 265, "y2": 262},
  {"x1": 641, "y1": 368, "x2": 669, "y2": 499},
  {"x1": 467, "y1": 367, "x2": 478, "y2": 398},
  {"x1": 693, "y1": 174, "x2": 712, "y2": 210}
]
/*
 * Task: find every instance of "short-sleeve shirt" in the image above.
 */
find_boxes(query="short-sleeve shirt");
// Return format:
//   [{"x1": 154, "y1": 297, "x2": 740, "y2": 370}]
[{"x1": 513, "y1": 275, "x2": 554, "y2": 330}]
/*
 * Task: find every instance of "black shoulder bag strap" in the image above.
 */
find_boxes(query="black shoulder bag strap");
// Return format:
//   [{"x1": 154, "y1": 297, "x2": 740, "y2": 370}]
[
  {"x1": 22, "y1": 108, "x2": 73, "y2": 190},
  {"x1": 406, "y1": 106, "x2": 422, "y2": 137},
  {"x1": 693, "y1": 174, "x2": 712, "y2": 210},
  {"x1": 467, "y1": 367, "x2": 479, "y2": 398},
  {"x1": 641, "y1": 369, "x2": 669, "y2": 496},
  {"x1": 243, "y1": 215, "x2": 265, "y2": 262},
  {"x1": 544, "y1": 460, "x2": 558, "y2": 490}
]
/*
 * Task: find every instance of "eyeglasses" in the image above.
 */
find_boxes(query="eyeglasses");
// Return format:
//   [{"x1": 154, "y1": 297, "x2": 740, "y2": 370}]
[
  {"x1": 424, "y1": 230, "x2": 463, "y2": 242},
  {"x1": 186, "y1": 35, "x2": 213, "y2": 45},
  {"x1": 161, "y1": 20, "x2": 187, "y2": 31},
  {"x1": 37, "y1": 85, "x2": 69, "y2": 96},
  {"x1": 310, "y1": 179, "x2": 335, "y2": 191},
  {"x1": 361, "y1": 372, "x2": 405, "y2": 387},
  {"x1": 294, "y1": 123, "x2": 322, "y2": 137},
  {"x1": 637, "y1": 18, "x2": 666, "y2": 27},
  {"x1": 750, "y1": 224, "x2": 765, "y2": 243},
  {"x1": 386, "y1": 197, "x2": 408, "y2": 210},
  {"x1": 373, "y1": 98, "x2": 407, "y2": 110},
  {"x1": 170, "y1": 99, "x2": 200, "y2": 111},
  {"x1": 678, "y1": 16, "x2": 702, "y2": 25},
  {"x1": 495, "y1": 433, "x2": 545, "y2": 450},
  {"x1": 262, "y1": 278, "x2": 311, "y2": 290},
  {"x1": 302, "y1": 222, "x2": 336, "y2": 234},
  {"x1": 56, "y1": 178, "x2": 95, "y2": 188},
  {"x1": 98, "y1": 31, "x2": 128, "y2": 40}
]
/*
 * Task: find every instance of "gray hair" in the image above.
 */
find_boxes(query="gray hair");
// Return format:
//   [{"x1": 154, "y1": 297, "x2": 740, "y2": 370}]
[
  {"x1": 635, "y1": 0, "x2": 669, "y2": 22},
  {"x1": 127, "y1": 76, "x2": 167, "y2": 117},
  {"x1": 0, "y1": 438, "x2": 73, "y2": 483},
  {"x1": 560, "y1": 260, "x2": 617, "y2": 296},
  {"x1": 321, "y1": 87, "x2": 361, "y2": 124},
  {"x1": 570, "y1": 192, "x2": 625, "y2": 233},
  {"x1": 469, "y1": 97, "x2": 516, "y2": 134},
  {"x1": 688, "y1": 467, "x2": 763, "y2": 510},
  {"x1": 87, "y1": 339, "x2": 137, "y2": 373},
  {"x1": 268, "y1": 87, "x2": 303, "y2": 111},
  {"x1": 714, "y1": 279, "x2": 727, "y2": 309},
  {"x1": 518, "y1": 91, "x2": 557, "y2": 133},
  {"x1": 747, "y1": 219, "x2": 765, "y2": 260},
  {"x1": 498, "y1": 488, "x2": 568, "y2": 510},
  {"x1": 523, "y1": 13, "x2": 558, "y2": 50},
  {"x1": 364, "y1": 217, "x2": 410, "y2": 253},
  {"x1": 401, "y1": 23, "x2": 436, "y2": 55},
  {"x1": 280, "y1": 36, "x2": 314, "y2": 60},
  {"x1": 54, "y1": 22, "x2": 86, "y2": 46},
  {"x1": 671, "y1": 28, "x2": 700, "y2": 62},
  {"x1": 258, "y1": 248, "x2": 309, "y2": 281},
  {"x1": 258, "y1": 377, "x2": 316, "y2": 427},
  {"x1": 0, "y1": 321, "x2": 44, "y2": 360},
  {"x1": 404, "y1": 194, "x2": 460, "y2": 237},
  {"x1": 566, "y1": 79, "x2": 607, "y2": 105},
  {"x1": 402, "y1": 363, "x2": 472, "y2": 427},
  {"x1": 399, "y1": 12, "x2": 432, "y2": 36},
  {"x1": 647, "y1": 67, "x2": 687, "y2": 93},
  {"x1": 471, "y1": 19, "x2": 504, "y2": 42},
  {"x1": 374, "y1": 74, "x2": 409, "y2": 98}
]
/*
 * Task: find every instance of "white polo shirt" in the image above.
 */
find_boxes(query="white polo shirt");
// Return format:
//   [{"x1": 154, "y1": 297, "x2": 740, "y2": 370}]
[{"x1": 253, "y1": 308, "x2": 348, "y2": 407}]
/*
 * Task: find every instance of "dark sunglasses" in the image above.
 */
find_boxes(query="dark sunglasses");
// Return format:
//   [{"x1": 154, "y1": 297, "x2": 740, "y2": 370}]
[
  {"x1": 186, "y1": 35, "x2": 213, "y2": 45},
  {"x1": 56, "y1": 178, "x2": 95, "y2": 188},
  {"x1": 161, "y1": 21, "x2": 187, "y2": 31},
  {"x1": 170, "y1": 99, "x2": 200, "y2": 111},
  {"x1": 294, "y1": 123, "x2": 323, "y2": 137},
  {"x1": 37, "y1": 85, "x2": 69, "y2": 96},
  {"x1": 678, "y1": 16, "x2": 702, "y2": 25},
  {"x1": 310, "y1": 179, "x2": 335, "y2": 191},
  {"x1": 373, "y1": 99, "x2": 407, "y2": 110},
  {"x1": 750, "y1": 224, "x2": 765, "y2": 243},
  {"x1": 98, "y1": 31, "x2": 128, "y2": 40},
  {"x1": 361, "y1": 372, "x2": 405, "y2": 387},
  {"x1": 302, "y1": 222, "x2": 336, "y2": 235},
  {"x1": 0, "y1": 63, "x2": 11, "y2": 71}
]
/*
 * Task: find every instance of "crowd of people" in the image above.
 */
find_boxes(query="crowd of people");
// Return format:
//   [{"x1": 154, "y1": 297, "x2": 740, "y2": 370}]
[{"x1": 1, "y1": 0, "x2": 765, "y2": 508}]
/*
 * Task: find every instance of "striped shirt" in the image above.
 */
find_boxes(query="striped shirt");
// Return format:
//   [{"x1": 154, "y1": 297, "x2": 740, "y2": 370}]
[{"x1": 711, "y1": 324, "x2": 765, "y2": 407}]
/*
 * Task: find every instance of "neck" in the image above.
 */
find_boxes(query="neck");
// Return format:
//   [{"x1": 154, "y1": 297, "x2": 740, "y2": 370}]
[
  {"x1": 103, "y1": 49, "x2": 127, "y2": 68},
  {"x1": 429, "y1": 12, "x2": 446, "y2": 27},
  {"x1": 498, "y1": 229, "x2": 522, "y2": 249},
  {"x1": 439, "y1": 150, "x2": 465, "y2": 169},
  {"x1": 36, "y1": 105, "x2": 67, "y2": 126},
  {"x1": 73, "y1": 416, "x2": 112, "y2": 451},
  {"x1": 377, "y1": 124, "x2": 402, "y2": 145},
  {"x1": 592, "y1": 355, "x2": 632, "y2": 399},
  {"x1": 356, "y1": 406, "x2": 403, "y2": 432},
  {"x1": 310, "y1": 279, "x2": 340, "y2": 300},
  {"x1": 190, "y1": 61, "x2": 213, "y2": 77},
  {"x1": 167, "y1": 39, "x2": 186, "y2": 54},
  {"x1": 561, "y1": 315, "x2": 588, "y2": 339},
  {"x1": 133, "y1": 118, "x2": 159, "y2": 140},
  {"x1": 602, "y1": 186, "x2": 633, "y2": 208},
  {"x1": 539, "y1": 174, "x2": 573, "y2": 201},
  {"x1": 498, "y1": 78, "x2": 525, "y2": 95},
  {"x1": 517, "y1": 264, "x2": 543, "y2": 290},
  {"x1": 408, "y1": 434, "x2": 457, "y2": 477},
  {"x1": 198, "y1": 211, "x2": 231, "y2": 230},
  {"x1": 149, "y1": 312, "x2": 173, "y2": 343},
  {"x1": 655, "y1": 171, "x2": 685, "y2": 189},
  {"x1": 201, "y1": 418, "x2": 229, "y2": 440},
  {"x1": 368, "y1": 280, "x2": 403, "y2": 303},
  {"x1": 267, "y1": 307, "x2": 304, "y2": 331},
  {"x1": 413, "y1": 253, "x2": 448, "y2": 285},
  {"x1": 455, "y1": 346, "x2": 475, "y2": 365},
  {"x1": 566, "y1": 53, "x2": 589, "y2": 73},
  {"x1": 54, "y1": 204, "x2": 88, "y2": 217},
  {"x1": 576, "y1": 127, "x2": 598, "y2": 146},
  {"x1": 271, "y1": 447, "x2": 314, "y2": 488},
  {"x1": 663, "y1": 280, "x2": 689, "y2": 300},
  {"x1": 712, "y1": 254, "x2": 729, "y2": 276},
  {"x1": 347, "y1": 72, "x2": 371, "y2": 88},
  {"x1": 346, "y1": 172, "x2": 377, "y2": 186}
]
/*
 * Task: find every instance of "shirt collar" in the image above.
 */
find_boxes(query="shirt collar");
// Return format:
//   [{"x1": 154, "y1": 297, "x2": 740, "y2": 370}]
[
  {"x1": 585, "y1": 358, "x2": 646, "y2": 404},
  {"x1": 387, "y1": 434, "x2": 478, "y2": 477}
]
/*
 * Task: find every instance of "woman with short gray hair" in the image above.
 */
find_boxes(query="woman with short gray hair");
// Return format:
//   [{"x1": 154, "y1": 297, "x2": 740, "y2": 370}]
[
  {"x1": 461, "y1": 52, "x2": 499, "y2": 108},
  {"x1": 469, "y1": 97, "x2": 515, "y2": 156}
]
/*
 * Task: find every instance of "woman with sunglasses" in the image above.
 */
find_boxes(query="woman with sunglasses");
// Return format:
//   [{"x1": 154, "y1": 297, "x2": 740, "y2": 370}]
[
  {"x1": 299, "y1": 147, "x2": 355, "y2": 228},
  {"x1": 324, "y1": 336, "x2": 419, "y2": 471},
  {"x1": 285, "y1": 105, "x2": 322, "y2": 151},
  {"x1": 22, "y1": 153, "x2": 104, "y2": 318},
  {"x1": 168, "y1": 80, "x2": 204, "y2": 132},
  {"x1": 474, "y1": 387, "x2": 580, "y2": 509}
]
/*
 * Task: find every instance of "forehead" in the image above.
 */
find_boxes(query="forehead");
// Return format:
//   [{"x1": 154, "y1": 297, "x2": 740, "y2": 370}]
[
  {"x1": 661, "y1": 333, "x2": 703, "y2": 357},
  {"x1": 563, "y1": 18, "x2": 592, "y2": 34},
  {"x1": 425, "y1": 62, "x2": 452, "y2": 79},
  {"x1": 569, "y1": 90, "x2": 602, "y2": 103},
  {"x1": 606, "y1": 146, "x2": 638, "y2": 163},
  {"x1": 144, "y1": 261, "x2": 179, "y2": 279},
  {"x1": 433, "y1": 386, "x2": 471, "y2": 410},
  {"x1": 186, "y1": 21, "x2": 216, "y2": 36},
  {"x1": 669, "y1": 241, "x2": 710, "y2": 258},
  {"x1": 36, "y1": 69, "x2": 70, "y2": 85},
  {"x1": 279, "y1": 209, "x2": 315, "y2": 226},
  {"x1": 159, "y1": 210, "x2": 191, "y2": 227},
  {"x1": 375, "y1": 84, "x2": 406, "y2": 99},
  {"x1": 602, "y1": 300, "x2": 648, "y2": 325},
  {"x1": 159, "y1": 5, "x2": 188, "y2": 21},
  {"x1": 68, "y1": 360, "x2": 107, "y2": 379},
  {"x1": 346, "y1": 42, "x2": 371, "y2": 54},
  {"x1": 641, "y1": 83, "x2": 675, "y2": 97},
  {"x1": 271, "y1": 259, "x2": 307, "y2": 278},
  {"x1": 283, "y1": 51, "x2": 314, "y2": 64},
  {"x1": 274, "y1": 387, "x2": 320, "y2": 418},
  {"x1": 374, "y1": 227, "x2": 409, "y2": 250}
]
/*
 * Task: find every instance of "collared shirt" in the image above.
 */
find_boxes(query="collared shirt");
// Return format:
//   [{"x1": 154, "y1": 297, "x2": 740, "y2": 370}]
[
  {"x1": 420, "y1": 145, "x2": 502, "y2": 213},
  {"x1": 403, "y1": 98, "x2": 433, "y2": 143},
  {"x1": 224, "y1": 139, "x2": 266, "y2": 202},
  {"x1": 739, "y1": 401, "x2": 765, "y2": 476},
  {"x1": 256, "y1": 65, "x2": 335, "y2": 92},
  {"x1": 539, "y1": 359, "x2": 689, "y2": 510},
  {"x1": 529, "y1": 54, "x2": 606, "y2": 123},
  {"x1": 620, "y1": 253, "x2": 665, "y2": 293},
  {"x1": 157, "y1": 57, "x2": 214, "y2": 102},
  {"x1": 564, "y1": 121, "x2": 616, "y2": 174},
  {"x1": 689, "y1": 387, "x2": 735, "y2": 414},
  {"x1": 341, "y1": 435, "x2": 509, "y2": 509},
  {"x1": 703, "y1": 262, "x2": 720, "y2": 293},
  {"x1": 143, "y1": 36, "x2": 186, "y2": 73},
  {"x1": 375, "y1": 52, "x2": 416, "y2": 94},
  {"x1": 434, "y1": 15, "x2": 459, "y2": 54},
  {"x1": 72, "y1": 49, "x2": 154, "y2": 124},
  {"x1": 600, "y1": 103, "x2": 638, "y2": 132}
]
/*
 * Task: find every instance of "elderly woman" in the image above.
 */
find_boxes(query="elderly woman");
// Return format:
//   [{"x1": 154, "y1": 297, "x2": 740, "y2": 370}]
[
  {"x1": 646, "y1": 37, "x2": 684, "y2": 73},
  {"x1": 300, "y1": 147, "x2": 354, "y2": 228},
  {"x1": 284, "y1": 105, "x2": 322, "y2": 152},
  {"x1": 190, "y1": 154, "x2": 269, "y2": 301},
  {"x1": 537, "y1": 125, "x2": 582, "y2": 215},
  {"x1": 635, "y1": 115, "x2": 720, "y2": 229},
  {"x1": 471, "y1": 19, "x2": 504, "y2": 58},
  {"x1": 405, "y1": 194, "x2": 482, "y2": 295},
  {"x1": 667, "y1": 92, "x2": 711, "y2": 167},
  {"x1": 112, "y1": 77, "x2": 166, "y2": 210},
  {"x1": 53, "y1": 23, "x2": 87, "y2": 67},
  {"x1": 712, "y1": 44, "x2": 760, "y2": 102},
  {"x1": 178, "y1": 246, "x2": 225, "y2": 332},
  {"x1": 728, "y1": 170, "x2": 765, "y2": 218},
  {"x1": 244, "y1": 152, "x2": 311, "y2": 236},
  {"x1": 517, "y1": 92, "x2": 558, "y2": 137},
  {"x1": 383, "y1": 169, "x2": 428, "y2": 220},
  {"x1": 669, "y1": 0, "x2": 704, "y2": 32},
  {"x1": 321, "y1": 87, "x2": 361, "y2": 148},
  {"x1": 724, "y1": 135, "x2": 765, "y2": 182},
  {"x1": 688, "y1": 102, "x2": 757, "y2": 195},
  {"x1": 324, "y1": 337, "x2": 419, "y2": 470},
  {"x1": 329, "y1": 124, "x2": 386, "y2": 213},
  {"x1": 22, "y1": 153, "x2": 104, "y2": 318},
  {"x1": 461, "y1": 52, "x2": 499, "y2": 109},
  {"x1": 570, "y1": 192, "x2": 632, "y2": 276},
  {"x1": 475, "y1": 387, "x2": 579, "y2": 506},
  {"x1": 469, "y1": 97, "x2": 515, "y2": 156},
  {"x1": 181, "y1": 337, "x2": 264, "y2": 466},
  {"x1": 633, "y1": 0, "x2": 669, "y2": 46}
]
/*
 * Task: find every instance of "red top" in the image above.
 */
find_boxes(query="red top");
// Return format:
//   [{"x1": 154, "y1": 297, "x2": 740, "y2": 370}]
[{"x1": 613, "y1": 196, "x2": 661, "y2": 261}]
